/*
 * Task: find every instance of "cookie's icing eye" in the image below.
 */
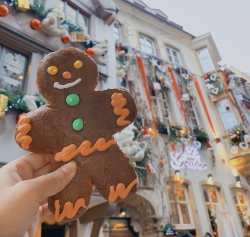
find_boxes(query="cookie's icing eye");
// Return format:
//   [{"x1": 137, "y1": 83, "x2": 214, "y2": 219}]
[
  {"x1": 74, "y1": 60, "x2": 83, "y2": 69},
  {"x1": 47, "y1": 66, "x2": 58, "y2": 75}
]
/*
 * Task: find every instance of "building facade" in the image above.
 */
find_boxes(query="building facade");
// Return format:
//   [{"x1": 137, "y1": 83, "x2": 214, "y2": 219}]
[{"x1": 1, "y1": 0, "x2": 250, "y2": 237}]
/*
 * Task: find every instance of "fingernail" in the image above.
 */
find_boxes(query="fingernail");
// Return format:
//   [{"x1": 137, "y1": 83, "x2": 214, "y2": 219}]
[{"x1": 61, "y1": 161, "x2": 77, "y2": 175}]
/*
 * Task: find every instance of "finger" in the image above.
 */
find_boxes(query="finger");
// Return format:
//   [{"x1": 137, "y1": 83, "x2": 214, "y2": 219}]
[
  {"x1": 18, "y1": 153, "x2": 52, "y2": 172},
  {"x1": 34, "y1": 163, "x2": 51, "y2": 178},
  {"x1": 39, "y1": 204, "x2": 52, "y2": 218},
  {"x1": 27, "y1": 161, "x2": 77, "y2": 202}
]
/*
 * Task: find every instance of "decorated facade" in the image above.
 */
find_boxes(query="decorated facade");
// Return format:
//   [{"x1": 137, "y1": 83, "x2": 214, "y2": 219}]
[{"x1": 1, "y1": 0, "x2": 250, "y2": 237}]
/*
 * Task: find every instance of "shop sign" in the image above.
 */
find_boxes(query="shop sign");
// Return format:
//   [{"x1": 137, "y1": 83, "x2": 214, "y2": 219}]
[{"x1": 170, "y1": 145, "x2": 207, "y2": 170}]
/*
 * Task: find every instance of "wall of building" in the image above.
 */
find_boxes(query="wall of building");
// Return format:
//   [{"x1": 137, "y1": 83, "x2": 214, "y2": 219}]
[
  {"x1": 0, "y1": 0, "x2": 117, "y2": 165},
  {"x1": 110, "y1": 1, "x2": 249, "y2": 236}
]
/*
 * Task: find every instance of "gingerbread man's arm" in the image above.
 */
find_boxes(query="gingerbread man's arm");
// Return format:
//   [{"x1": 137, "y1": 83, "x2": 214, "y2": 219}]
[
  {"x1": 95, "y1": 89, "x2": 137, "y2": 135},
  {"x1": 15, "y1": 106, "x2": 55, "y2": 154}
]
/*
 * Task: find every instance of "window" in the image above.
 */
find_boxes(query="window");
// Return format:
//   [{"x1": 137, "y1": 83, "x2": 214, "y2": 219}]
[
  {"x1": 203, "y1": 186, "x2": 221, "y2": 233},
  {"x1": 0, "y1": 45, "x2": 28, "y2": 91},
  {"x1": 117, "y1": 78, "x2": 130, "y2": 92},
  {"x1": 217, "y1": 100, "x2": 237, "y2": 130},
  {"x1": 139, "y1": 36, "x2": 155, "y2": 55},
  {"x1": 167, "y1": 47, "x2": 181, "y2": 65},
  {"x1": 55, "y1": 0, "x2": 90, "y2": 33},
  {"x1": 151, "y1": 90, "x2": 171, "y2": 126},
  {"x1": 114, "y1": 22, "x2": 122, "y2": 41},
  {"x1": 167, "y1": 184, "x2": 194, "y2": 228},
  {"x1": 232, "y1": 188, "x2": 250, "y2": 234},
  {"x1": 197, "y1": 48, "x2": 215, "y2": 74}
]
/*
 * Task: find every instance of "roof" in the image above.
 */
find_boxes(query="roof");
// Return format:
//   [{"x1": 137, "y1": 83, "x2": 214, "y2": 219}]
[{"x1": 121, "y1": 0, "x2": 193, "y2": 37}]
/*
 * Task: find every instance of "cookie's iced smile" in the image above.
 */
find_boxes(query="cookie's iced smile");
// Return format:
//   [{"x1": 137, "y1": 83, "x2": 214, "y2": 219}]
[{"x1": 54, "y1": 78, "x2": 82, "y2": 89}]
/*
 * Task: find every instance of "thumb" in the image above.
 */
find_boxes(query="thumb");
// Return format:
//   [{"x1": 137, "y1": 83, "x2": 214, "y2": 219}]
[{"x1": 28, "y1": 161, "x2": 77, "y2": 203}]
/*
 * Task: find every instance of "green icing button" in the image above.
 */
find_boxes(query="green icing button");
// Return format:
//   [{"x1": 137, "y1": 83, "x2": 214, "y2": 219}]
[
  {"x1": 73, "y1": 118, "x2": 84, "y2": 131},
  {"x1": 66, "y1": 93, "x2": 80, "y2": 107}
]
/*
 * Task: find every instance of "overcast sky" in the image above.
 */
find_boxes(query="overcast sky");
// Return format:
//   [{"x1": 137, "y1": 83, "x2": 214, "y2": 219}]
[{"x1": 143, "y1": 0, "x2": 250, "y2": 73}]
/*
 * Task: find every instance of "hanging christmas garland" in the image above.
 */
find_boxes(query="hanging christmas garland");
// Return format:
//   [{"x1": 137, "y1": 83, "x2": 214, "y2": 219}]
[
  {"x1": 0, "y1": 89, "x2": 45, "y2": 114},
  {"x1": 3, "y1": 0, "x2": 84, "y2": 34}
]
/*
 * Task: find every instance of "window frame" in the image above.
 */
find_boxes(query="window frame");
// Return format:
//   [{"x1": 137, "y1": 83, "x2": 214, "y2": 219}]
[
  {"x1": 114, "y1": 22, "x2": 122, "y2": 42},
  {"x1": 216, "y1": 100, "x2": 237, "y2": 131},
  {"x1": 0, "y1": 45, "x2": 29, "y2": 91},
  {"x1": 203, "y1": 185, "x2": 221, "y2": 236},
  {"x1": 59, "y1": 0, "x2": 90, "y2": 34},
  {"x1": 166, "y1": 47, "x2": 182, "y2": 65},
  {"x1": 139, "y1": 35, "x2": 156, "y2": 55},
  {"x1": 168, "y1": 184, "x2": 195, "y2": 229},
  {"x1": 197, "y1": 48, "x2": 215, "y2": 74},
  {"x1": 117, "y1": 78, "x2": 130, "y2": 92},
  {"x1": 151, "y1": 90, "x2": 171, "y2": 126},
  {"x1": 231, "y1": 188, "x2": 250, "y2": 235}
]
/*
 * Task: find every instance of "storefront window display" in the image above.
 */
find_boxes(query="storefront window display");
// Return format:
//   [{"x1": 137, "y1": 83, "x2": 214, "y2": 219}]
[
  {"x1": 232, "y1": 188, "x2": 250, "y2": 235},
  {"x1": 0, "y1": 45, "x2": 28, "y2": 91},
  {"x1": 203, "y1": 186, "x2": 221, "y2": 235},
  {"x1": 167, "y1": 184, "x2": 194, "y2": 229}
]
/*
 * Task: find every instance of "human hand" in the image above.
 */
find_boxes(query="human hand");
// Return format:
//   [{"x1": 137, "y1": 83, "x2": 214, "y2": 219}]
[{"x1": 0, "y1": 153, "x2": 77, "y2": 237}]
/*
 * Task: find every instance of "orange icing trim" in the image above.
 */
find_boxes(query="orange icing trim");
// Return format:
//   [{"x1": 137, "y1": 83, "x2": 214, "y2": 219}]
[
  {"x1": 108, "y1": 178, "x2": 138, "y2": 203},
  {"x1": 55, "y1": 138, "x2": 117, "y2": 162},
  {"x1": 16, "y1": 116, "x2": 32, "y2": 150},
  {"x1": 54, "y1": 198, "x2": 86, "y2": 222},
  {"x1": 111, "y1": 93, "x2": 130, "y2": 126}
]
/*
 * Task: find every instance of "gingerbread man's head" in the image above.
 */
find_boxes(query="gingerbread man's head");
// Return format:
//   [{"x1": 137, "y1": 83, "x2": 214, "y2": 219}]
[{"x1": 37, "y1": 48, "x2": 98, "y2": 103}]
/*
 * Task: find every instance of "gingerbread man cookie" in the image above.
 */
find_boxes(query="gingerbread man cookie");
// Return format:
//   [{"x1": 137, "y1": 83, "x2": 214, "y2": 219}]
[{"x1": 15, "y1": 48, "x2": 138, "y2": 222}]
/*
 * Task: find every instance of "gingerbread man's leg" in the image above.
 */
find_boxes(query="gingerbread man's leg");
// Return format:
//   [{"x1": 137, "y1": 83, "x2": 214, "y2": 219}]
[
  {"x1": 48, "y1": 154, "x2": 93, "y2": 222},
  {"x1": 88, "y1": 145, "x2": 138, "y2": 203}
]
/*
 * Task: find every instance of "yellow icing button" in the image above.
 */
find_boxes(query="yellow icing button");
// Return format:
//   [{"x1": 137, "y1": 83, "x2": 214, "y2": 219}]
[
  {"x1": 74, "y1": 60, "x2": 83, "y2": 69},
  {"x1": 47, "y1": 66, "x2": 58, "y2": 75}
]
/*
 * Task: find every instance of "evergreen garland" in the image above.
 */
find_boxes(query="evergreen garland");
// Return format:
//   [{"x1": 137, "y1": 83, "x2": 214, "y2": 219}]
[
  {"x1": 135, "y1": 148, "x2": 151, "y2": 180},
  {"x1": 228, "y1": 124, "x2": 246, "y2": 146},
  {"x1": 0, "y1": 89, "x2": 45, "y2": 114},
  {"x1": 4, "y1": 0, "x2": 85, "y2": 33}
]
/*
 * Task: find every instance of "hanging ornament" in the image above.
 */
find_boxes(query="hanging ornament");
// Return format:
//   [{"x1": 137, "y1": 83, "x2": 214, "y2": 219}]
[
  {"x1": 146, "y1": 163, "x2": 156, "y2": 174},
  {"x1": 30, "y1": 19, "x2": 41, "y2": 30},
  {"x1": 206, "y1": 140, "x2": 213, "y2": 150},
  {"x1": 239, "y1": 142, "x2": 249, "y2": 151},
  {"x1": 15, "y1": 113, "x2": 26, "y2": 124},
  {"x1": 236, "y1": 130, "x2": 240, "y2": 135},
  {"x1": 159, "y1": 77, "x2": 163, "y2": 83},
  {"x1": 61, "y1": 34, "x2": 71, "y2": 44},
  {"x1": 171, "y1": 144, "x2": 176, "y2": 153},
  {"x1": 244, "y1": 134, "x2": 250, "y2": 143},
  {"x1": 231, "y1": 146, "x2": 239, "y2": 154},
  {"x1": 230, "y1": 132, "x2": 236, "y2": 139},
  {"x1": 228, "y1": 73, "x2": 234, "y2": 80},
  {"x1": 0, "y1": 5, "x2": 9, "y2": 17},
  {"x1": 0, "y1": 117, "x2": 6, "y2": 136},
  {"x1": 86, "y1": 48, "x2": 95, "y2": 57},
  {"x1": 136, "y1": 129, "x2": 140, "y2": 134},
  {"x1": 180, "y1": 138, "x2": 187, "y2": 145},
  {"x1": 159, "y1": 161, "x2": 164, "y2": 168},
  {"x1": 194, "y1": 141, "x2": 201, "y2": 149},
  {"x1": 142, "y1": 126, "x2": 150, "y2": 138},
  {"x1": 210, "y1": 73, "x2": 217, "y2": 81},
  {"x1": 0, "y1": 94, "x2": 8, "y2": 118},
  {"x1": 204, "y1": 75, "x2": 210, "y2": 83},
  {"x1": 237, "y1": 135, "x2": 240, "y2": 139},
  {"x1": 17, "y1": 0, "x2": 30, "y2": 11},
  {"x1": 70, "y1": 32, "x2": 85, "y2": 42}
]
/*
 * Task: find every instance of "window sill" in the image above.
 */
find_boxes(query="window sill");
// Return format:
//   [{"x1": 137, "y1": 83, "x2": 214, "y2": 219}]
[{"x1": 174, "y1": 224, "x2": 195, "y2": 230}]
